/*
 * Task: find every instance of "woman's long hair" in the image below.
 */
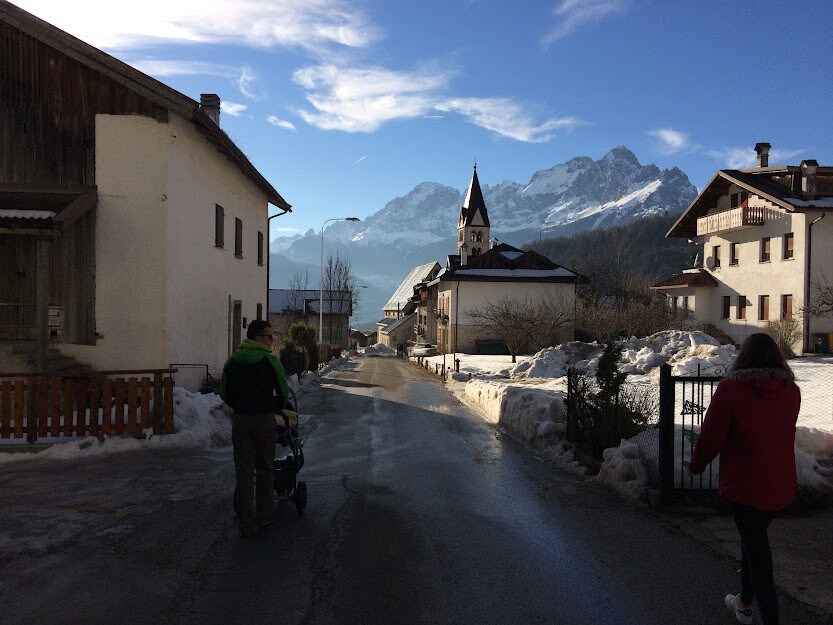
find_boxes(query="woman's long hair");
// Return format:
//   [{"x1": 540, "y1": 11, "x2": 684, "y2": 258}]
[{"x1": 731, "y1": 332, "x2": 795, "y2": 382}]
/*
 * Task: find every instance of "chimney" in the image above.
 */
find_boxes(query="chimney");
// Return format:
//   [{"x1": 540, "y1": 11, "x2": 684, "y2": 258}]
[
  {"x1": 200, "y1": 93, "x2": 221, "y2": 126},
  {"x1": 801, "y1": 159, "x2": 819, "y2": 200},
  {"x1": 754, "y1": 142, "x2": 771, "y2": 168}
]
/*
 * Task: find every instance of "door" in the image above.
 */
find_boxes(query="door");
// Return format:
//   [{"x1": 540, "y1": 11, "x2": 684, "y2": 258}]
[{"x1": 232, "y1": 300, "x2": 242, "y2": 349}]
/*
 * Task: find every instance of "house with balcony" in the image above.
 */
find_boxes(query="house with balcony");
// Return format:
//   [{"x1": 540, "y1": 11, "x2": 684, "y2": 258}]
[{"x1": 652, "y1": 143, "x2": 833, "y2": 353}]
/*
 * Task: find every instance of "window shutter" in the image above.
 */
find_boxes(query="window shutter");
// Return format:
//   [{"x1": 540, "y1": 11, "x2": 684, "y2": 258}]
[
  {"x1": 258, "y1": 231, "x2": 264, "y2": 265},
  {"x1": 235, "y1": 218, "x2": 243, "y2": 257},
  {"x1": 257, "y1": 302, "x2": 263, "y2": 320},
  {"x1": 215, "y1": 204, "x2": 224, "y2": 248}
]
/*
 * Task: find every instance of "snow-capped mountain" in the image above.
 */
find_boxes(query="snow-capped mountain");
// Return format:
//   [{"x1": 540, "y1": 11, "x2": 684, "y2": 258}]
[
  {"x1": 313, "y1": 145, "x2": 696, "y2": 248},
  {"x1": 271, "y1": 146, "x2": 697, "y2": 327}
]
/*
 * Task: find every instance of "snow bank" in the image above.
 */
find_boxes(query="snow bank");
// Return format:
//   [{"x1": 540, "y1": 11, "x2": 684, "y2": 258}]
[
  {"x1": 464, "y1": 379, "x2": 565, "y2": 446},
  {"x1": 595, "y1": 439, "x2": 651, "y2": 504},
  {"x1": 364, "y1": 343, "x2": 396, "y2": 357}
]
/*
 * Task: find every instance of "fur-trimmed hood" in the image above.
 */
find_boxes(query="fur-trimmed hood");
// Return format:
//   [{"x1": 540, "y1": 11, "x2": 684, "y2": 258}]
[{"x1": 725, "y1": 367, "x2": 795, "y2": 399}]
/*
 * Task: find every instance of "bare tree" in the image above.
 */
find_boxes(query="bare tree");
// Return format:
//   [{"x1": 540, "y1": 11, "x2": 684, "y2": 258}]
[
  {"x1": 322, "y1": 252, "x2": 359, "y2": 349},
  {"x1": 466, "y1": 291, "x2": 575, "y2": 363},
  {"x1": 287, "y1": 268, "x2": 311, "y2": 315},
  {"x1": 805, "y1": 273, "x2": 833, "y2": 318}
]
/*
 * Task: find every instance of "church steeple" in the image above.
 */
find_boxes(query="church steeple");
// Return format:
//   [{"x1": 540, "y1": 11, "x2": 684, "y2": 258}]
[{"x1": 457, "y1": 164, "x2": 490, "y2": 266}]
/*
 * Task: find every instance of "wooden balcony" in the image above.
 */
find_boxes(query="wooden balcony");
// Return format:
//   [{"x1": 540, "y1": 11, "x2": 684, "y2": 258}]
[{"x1": 696, "y1": 206, "x2": 766, "y2": 236}]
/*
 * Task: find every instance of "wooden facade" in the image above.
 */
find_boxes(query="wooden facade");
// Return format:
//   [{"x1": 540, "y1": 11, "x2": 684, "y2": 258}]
[{"x1": 0, "y1": 14, "x2": 167, "y2": 346}]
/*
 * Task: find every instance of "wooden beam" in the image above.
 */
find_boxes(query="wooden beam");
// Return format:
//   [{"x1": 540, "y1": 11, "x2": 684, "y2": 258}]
[
  {"x1": 0, "y1": 228, "x2": 59, "y2": 237},
  {"x1": 54, "y1": 192, "x2": 97, "y2": 223}
]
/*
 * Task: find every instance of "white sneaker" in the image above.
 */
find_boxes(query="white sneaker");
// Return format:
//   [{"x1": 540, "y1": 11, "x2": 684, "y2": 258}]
[{"x1": 725, "y1": 594, "x2": 754, "y2": 624}]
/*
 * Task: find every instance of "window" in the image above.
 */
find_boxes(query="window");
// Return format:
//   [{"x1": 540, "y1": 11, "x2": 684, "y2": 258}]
[
  {"x1": 737, "y1": 295, "x2": 747, "y2": 320},
  {"x1": 782, "y1": 294, "x2": 793, "y2": 320},
  {"x1": 257, "y1": 231, "x2": 264, "y2": 266},
  {"x1": 683, "y1": 296, "x2": 690, "y2": 311},
  {"x1": 256, "y1": 303, "x2": 263, "y2": 320},
  {"x1": 760, "y1": 237, "x2": 770, "y2": 262},
  {"x1": 722, "y1": 296, "x2": 731, "y2": 319},
  {"x1": 712, "y1": 245, "x2": 721, "y2": 268},
  {"x1": 759, "y1": 295, "x2": 769, "y2": 321},
  {"x1": 215, "y1": 204, "x2": 224, "y2": 248},
  {"x1": 729, "y1": 242, "x2": 739, "y2": 265},
  {"x1": 234, "y1": 218, "x2": 243, "y2": 258},
  {"x1": 730, "y1": 193, "x2": 739, "y2": 208},
  {"x1": 783, "y1": 232, "x2": 794, "y2": 259},
  {"x1": 730, "y1": 191, "x2": 748, "y2": 208}
]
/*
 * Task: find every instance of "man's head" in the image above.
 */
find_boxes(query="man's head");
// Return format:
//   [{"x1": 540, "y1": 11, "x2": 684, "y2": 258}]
[{"x1": 247, "y1": 319, "x2": 273, "y2": 347}]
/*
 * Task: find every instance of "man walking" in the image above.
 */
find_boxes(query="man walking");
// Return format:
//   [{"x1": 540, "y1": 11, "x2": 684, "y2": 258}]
[{"x1": 220, "y1": 319, "x2": 289, "y2": 538}]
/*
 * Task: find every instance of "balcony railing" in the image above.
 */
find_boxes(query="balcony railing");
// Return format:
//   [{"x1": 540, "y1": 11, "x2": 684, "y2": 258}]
[{"x1": 696, "y1": 206, "x2": 766, "y2": 236}]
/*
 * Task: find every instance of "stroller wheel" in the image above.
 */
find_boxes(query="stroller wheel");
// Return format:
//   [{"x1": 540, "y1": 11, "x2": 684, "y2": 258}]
[{"x1": 294, "y1": 481, "x2": 308, "y2": 515}]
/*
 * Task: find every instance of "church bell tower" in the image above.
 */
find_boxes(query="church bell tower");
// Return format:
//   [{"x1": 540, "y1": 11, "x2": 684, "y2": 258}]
[{"x1": 457, "y1": 164, "x2": 490, "y2": 266}]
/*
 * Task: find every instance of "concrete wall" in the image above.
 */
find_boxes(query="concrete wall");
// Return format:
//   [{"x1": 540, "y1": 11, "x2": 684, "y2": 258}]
[
  {"x1": 438, "y1": 280, "x2": 575, "y2": 354},
  {"x1": 62, "y1": 113, "x2": 270, "y2": 371}
]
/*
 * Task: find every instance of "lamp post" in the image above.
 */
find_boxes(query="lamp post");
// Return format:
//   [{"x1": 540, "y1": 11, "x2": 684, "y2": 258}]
[{"x1": 320, "y1": 217, "x2": 360, "y2": 347}]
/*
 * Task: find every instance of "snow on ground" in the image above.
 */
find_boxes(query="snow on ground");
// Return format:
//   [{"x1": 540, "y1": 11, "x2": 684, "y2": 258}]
[
  {"x1": 415, "y1": 331, "x2": 833, "y2": 505},
  {"x1": 363, "y1": 343, "x2": 396, "y2": 357},
  {"x1": 0, "y1": 369, "x2": 323, "y2": 464}
]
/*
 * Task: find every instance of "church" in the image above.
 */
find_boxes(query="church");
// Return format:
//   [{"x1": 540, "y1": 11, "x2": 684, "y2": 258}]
[{"x1": 396, "y1": 166, "x2": 581, "y2": 355}]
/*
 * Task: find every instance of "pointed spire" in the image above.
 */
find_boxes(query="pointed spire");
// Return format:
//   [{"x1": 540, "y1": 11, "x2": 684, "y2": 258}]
[{"x1": 461, "y1": 165, "x2": 489, "y2": 227}]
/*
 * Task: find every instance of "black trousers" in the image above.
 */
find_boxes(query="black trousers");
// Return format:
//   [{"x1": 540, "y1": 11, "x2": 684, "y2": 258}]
[
  {"x1": 732, "y1": 503, "x2": 778, "y2": 625},
  {"x1": 232, "y1": 413, "x2": 278, "y2": 528}
]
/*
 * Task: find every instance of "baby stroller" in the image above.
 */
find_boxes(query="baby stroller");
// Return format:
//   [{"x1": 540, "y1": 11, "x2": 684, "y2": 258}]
[
  {"x1": 273, "y1": 387, "x2": 307, "y2": 515},
  {"x1": 233, "y1": 387, "x2": 308, "y2": 517}
]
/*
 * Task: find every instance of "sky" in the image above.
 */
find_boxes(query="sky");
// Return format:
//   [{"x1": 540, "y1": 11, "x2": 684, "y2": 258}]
[{"x1": 11, "y1": 0, "x2": 833, "y2": 240}]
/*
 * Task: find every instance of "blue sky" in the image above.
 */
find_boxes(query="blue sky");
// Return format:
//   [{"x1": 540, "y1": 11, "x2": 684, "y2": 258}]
[{"x1": 13, "y1": 0, "x2": 833, "y2": 239}]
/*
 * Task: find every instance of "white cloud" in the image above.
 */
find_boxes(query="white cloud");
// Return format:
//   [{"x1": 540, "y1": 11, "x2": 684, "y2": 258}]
[
  {"x1": 646, "y1": 128, "x2": 689, "y2": 154},
  {"x1": 437, "y1": 98, "x2": 583, "y2": 142},
  {"x1": 355, "y1": 155, "x2": 367, "y2": 164},
  {"x1": 293, "y1": 64, "x2": 581, "y2": 142},
  {"x1": 706, "y1": 146, "x2": 805, "y2": 169},
  {"x1": 127, "y1": 59, "x2": 234, "y2": 77},
  {"x1": 237, "y1": 67, "x2": 257, "y2": 99},
  {"x1": 220, "y1": 101, "x2": 248, "y2": 116},
  {"x1": 292, "y1": 64, "x2": 447, "y2": 132},
  {"x1": 12, "y1": 0, "x2": 378, "y2": 52},
  {"x1": 542, "y1": 0, "x2": 628, "y2": 47},
  {"x1": 267, "y1": 116, "x2": 297, "y2": 131}
]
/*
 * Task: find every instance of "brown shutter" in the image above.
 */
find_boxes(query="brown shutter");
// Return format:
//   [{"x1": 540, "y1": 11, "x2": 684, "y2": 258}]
[
  {"x1": 235, "y1": 218, "x2": 243, "y2": 257},
  {"x1": 215, "y1": 204, "x2": 224, "y2": 248},
  {"x1": 257, "y1": 231, "x2": 264, "y2": 265}
]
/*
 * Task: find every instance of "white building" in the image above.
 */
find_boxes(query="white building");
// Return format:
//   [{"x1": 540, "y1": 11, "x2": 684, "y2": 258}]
[
  {"x1": 409, "y1": 166, "x2": 579, "y2": 355},
  {"x1": 0, "y1": 3, "x2": 292, "y2": 372},
  {"x1": 653, "y1": 143, "x2": 833, "y2": 353}
]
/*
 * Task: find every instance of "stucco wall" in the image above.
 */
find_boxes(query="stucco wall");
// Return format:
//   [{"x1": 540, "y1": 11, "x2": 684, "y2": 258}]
[
  {"x1": 62, "y1": 114, "x2": 169, "y2": 370},
  {"x1": 807, "y1": 212, "x2": 833, "y2": 341},
  {"x1": 438, "y1": 280, "x2": 576, "y2": 353},
  {"x1": 62, "y1": 113, "x2": 270, "y2": 371},
  {"x1": 164, "y1": 115, "x2": 268, "y2": 369}
]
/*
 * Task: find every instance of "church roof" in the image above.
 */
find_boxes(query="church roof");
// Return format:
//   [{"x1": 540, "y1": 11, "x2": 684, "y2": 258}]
[
  {"x1": 433, "y1": 242, "x2": 581, "y2": 284},
  {"x1": 460, "y1": 166, "x2": 490, "y2": 227}
]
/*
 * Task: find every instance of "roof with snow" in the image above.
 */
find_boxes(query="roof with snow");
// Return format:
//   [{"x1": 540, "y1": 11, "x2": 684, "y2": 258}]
[
  {"x1": 460, "y1": 166, "x2": 490, "y2": 227},
  {"x1": 434, "y1": 242, "x2": 581, "y2": 284},
  {"x1": 650, "y1": 269, "x2": 719, "y2": 290},
  {"x1": 383, "y1": 262, "x2": 441, "y2": 312},
  {"x1": 269, "y1": 289, "x2": 352, "y2": 315},
  {"x1": 668, "y1": 163, "x2": 833, "y2": 238},
  {"x1": 380, "y1": 312, "x2": 416, "y2": 335}
]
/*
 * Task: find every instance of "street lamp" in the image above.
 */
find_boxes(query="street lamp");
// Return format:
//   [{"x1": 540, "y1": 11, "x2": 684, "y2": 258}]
[{"x1": 320, "y1": 217, "x2": 360, "y2": 347}]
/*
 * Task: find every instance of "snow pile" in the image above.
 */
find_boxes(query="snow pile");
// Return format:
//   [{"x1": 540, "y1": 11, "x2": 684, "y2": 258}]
[
  {"x1": 364, "y1": 343, "x2": 396, "y2": 357},
  {"x1": 619, "y1": 331, "x2": 735, "y2": 375},
  {"x1": 464, "y1": 379, "x2": 565, "y2": 446},
  {"x1": 510, "y1": 342, "x2": 602, "y2": 379},
  {"x1": 287, "y1": 370, "x2": 319, "y2": 398},
  {"x1": 595, "y1": 439, "x2": 651, "y2": 504}
]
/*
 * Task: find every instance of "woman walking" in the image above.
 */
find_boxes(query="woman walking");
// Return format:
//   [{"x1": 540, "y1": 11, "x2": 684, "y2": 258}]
[{"x1": 690, "y1": 333, "x2": 800, "y2": 625}]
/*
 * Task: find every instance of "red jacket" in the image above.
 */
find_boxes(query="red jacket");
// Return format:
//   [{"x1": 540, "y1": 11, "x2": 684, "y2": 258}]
[{"x1": 690, "y1": 369, "x2": 800, "y2": 511}]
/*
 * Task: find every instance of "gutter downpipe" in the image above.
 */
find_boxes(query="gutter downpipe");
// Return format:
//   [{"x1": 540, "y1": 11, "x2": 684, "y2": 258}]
[
  {"x1": 266, "y1": 206, "x2": 291, "y2": 319},
  {"x1": 804, "y1": 213, "x2": 826, "y2": 352},
  {"x1": 453, "y1": 281, "x2": 460, "y2": 365}
]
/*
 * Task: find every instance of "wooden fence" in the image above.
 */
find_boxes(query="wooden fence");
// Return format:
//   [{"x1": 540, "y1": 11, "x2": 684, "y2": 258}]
[{"x1": 0, "y1": 369, "x2": 176, "y2": 443}]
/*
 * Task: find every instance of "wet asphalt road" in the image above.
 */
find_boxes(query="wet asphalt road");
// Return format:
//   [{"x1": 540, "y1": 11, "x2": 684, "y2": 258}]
[{"x1": 1, "y1": 356, "x2": 830, "y2": 625}]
